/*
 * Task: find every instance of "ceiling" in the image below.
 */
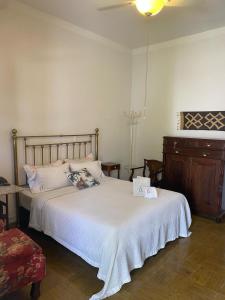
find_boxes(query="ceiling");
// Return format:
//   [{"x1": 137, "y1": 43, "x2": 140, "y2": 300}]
[{"x1": 16, "y1": 0, "x2": 225, "y2": 49}]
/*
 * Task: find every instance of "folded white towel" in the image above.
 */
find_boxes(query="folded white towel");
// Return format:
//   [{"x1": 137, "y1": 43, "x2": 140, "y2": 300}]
[
  {"x1": 144, "y1": 187, "x2": 158, "y2": 199},
  {"x1": 133, "y1": 177, "x2": 150, "y2": 197}
]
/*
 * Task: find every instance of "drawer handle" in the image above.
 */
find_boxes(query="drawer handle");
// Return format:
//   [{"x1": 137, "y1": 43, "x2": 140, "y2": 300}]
[
  {"x1": 175, "y1": 150, "x2": 179, "y2": 154},
  {"x1": 207, "y1": 144, "x2": 211, "y2": 147},
  {"x1": 203, "y1": 153, "x2": 207, "y2": 157}
]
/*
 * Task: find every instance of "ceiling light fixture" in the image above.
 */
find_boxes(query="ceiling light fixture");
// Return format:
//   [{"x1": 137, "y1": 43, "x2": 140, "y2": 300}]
[{"x1": 135, "y1": 0, "x2": 167, "y2": 16}]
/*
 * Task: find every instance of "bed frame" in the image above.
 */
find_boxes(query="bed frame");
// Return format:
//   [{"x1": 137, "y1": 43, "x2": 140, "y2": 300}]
[
  {"x1": 11, "y1": 128, "x2": 99, "y2": 227},
  {"x1": 12, "y1": 128, "x2": 99, "y2": 186}
]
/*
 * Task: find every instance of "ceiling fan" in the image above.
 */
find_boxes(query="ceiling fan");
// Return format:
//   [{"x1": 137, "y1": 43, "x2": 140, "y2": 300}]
[{"x1": 97, "y1": 0, "x2": 195, "y2": 16}]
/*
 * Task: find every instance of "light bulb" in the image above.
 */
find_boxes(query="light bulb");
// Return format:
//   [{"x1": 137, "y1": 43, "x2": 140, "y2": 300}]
[{"x1": 135, "y1": 0, "x2": 166, "y2": 16}]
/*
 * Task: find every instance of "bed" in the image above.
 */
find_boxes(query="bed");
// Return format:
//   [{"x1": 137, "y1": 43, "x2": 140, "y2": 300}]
[{"x1": 12, "y1": 129, "x2": 192, "y2": 300}]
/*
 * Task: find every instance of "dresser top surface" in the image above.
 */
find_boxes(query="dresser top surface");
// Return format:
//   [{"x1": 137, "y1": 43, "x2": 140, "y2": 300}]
[{"x1": 164, "y1": 136, "x2": 225, "y2": 143}]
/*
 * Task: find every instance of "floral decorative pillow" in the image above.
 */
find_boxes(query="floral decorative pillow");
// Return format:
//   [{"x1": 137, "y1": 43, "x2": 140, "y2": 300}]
[
  {"x1": 69, "y1": 160, "x2": 104, "y2": 181},
  {"x1": 66, "y1": 168, "x2": 99, "y2": 190}
]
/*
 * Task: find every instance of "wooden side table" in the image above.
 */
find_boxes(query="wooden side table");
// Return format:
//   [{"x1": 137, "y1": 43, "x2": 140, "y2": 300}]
[
  {"x1": 102, "y1": 162, "x2": 120, "y2": 179},
  {"x1": 0, "y1": 185, "x2": 24, "y2": 229}
]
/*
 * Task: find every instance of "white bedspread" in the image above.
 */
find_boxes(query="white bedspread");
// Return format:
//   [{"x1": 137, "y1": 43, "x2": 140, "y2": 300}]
[{"x1": 29, "y1": 177, "x2": 192, "y2": 300}]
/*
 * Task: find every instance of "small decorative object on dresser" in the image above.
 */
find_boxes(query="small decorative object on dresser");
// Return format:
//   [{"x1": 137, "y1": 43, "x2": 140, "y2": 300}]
[
  {"x1": 163, "y1": 136, "x2": 225, "y2": 222},
  {"x1": 0, "y1": 184, "x2": 24, "y2": 229},
  {"x1": 101, "y1": 162, "x2": 120, "y2": 179}
]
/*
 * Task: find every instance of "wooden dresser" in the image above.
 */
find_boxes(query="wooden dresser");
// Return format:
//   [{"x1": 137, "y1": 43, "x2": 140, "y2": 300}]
[{"x1": 163, "y1": 136, "x2": 225, "y2": 221}]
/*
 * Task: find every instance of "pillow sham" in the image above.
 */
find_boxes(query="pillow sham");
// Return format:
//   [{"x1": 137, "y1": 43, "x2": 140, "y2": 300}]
[
  {"x1": 66, "y1": 168, "x2": 99, "y2": 190},
  {"x1": 64, "y1": 152, "x2": 95, "y2": 164},
  {"x1": 23, "y1": 160, "x2": 63, "y2": 179},
  {"x1": 24, "y1": 163, "x2": 70, "y2": 193},
  {"x1": 69, "y1": 160, "x2": 104, "y2": 181}
]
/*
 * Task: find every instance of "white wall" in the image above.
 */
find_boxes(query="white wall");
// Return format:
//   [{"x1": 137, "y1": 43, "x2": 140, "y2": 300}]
[
  {"x1": 131, "y1": 29, "x2": 225, "y2": 166},
  {"x1": 0, "y1": 2, "x2": 132, "y2": 221}
]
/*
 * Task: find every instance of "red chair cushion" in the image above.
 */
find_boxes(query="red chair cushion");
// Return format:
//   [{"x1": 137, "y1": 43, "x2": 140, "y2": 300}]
[
  {"x1": 0, "y1": 228, "x2": 46, "y2": 297},
  {"x1": 0, "y1": 228, "x2": 42, "y2": 265},
  {"x1": 0, "y1": 252, "x2": 46, "y2": 297}
]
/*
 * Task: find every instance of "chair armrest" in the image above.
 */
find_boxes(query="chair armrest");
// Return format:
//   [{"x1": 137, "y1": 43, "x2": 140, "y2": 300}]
[
  {"x1": 130, "y1": 166, "x2": 144, "y2": 171},
  {"x1": 129, "y1": 166, "x2": 144, "y2": 182}
]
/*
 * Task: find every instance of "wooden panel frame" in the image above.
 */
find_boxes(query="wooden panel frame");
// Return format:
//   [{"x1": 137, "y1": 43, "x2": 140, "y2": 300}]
[{"x1": 12, "y1": 128, "x2": 99, "y2": 186}]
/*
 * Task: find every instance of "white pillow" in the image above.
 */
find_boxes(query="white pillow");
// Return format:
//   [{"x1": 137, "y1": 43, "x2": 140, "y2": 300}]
[
  {"x1": 24, "y1": 163, "x2": 70, "y2": 193},
  {"x1": 69, "y1": 161, "x2": 104, "y2": 181},
  {"x1": 23, "y1": 160, "x2": 63, "y2": 179},
  {"x1": 64, "y1": 152, "x2": 95, "y2": 164}
]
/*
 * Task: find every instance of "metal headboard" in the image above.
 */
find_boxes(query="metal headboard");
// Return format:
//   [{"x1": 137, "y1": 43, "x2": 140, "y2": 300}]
[{"x1": 12, "y1": 128, "x2": 99, "y2": 186}]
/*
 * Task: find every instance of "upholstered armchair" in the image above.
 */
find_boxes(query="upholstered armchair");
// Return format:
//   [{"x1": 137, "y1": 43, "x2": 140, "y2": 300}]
[
  {"x1": 0, "y1": 219, "x2": 46, "y2": 299},
  {"x1": 129, "y1": 159, "x2": 163, "y2": 187}
]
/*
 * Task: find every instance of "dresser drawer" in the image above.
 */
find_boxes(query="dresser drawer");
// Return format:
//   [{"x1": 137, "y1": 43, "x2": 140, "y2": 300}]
[
  {"x1": 197, "y1": 139, "x2": 225, "y2": 150},
  {"x1": 163, "y1": 138, "x2": 198, "y2": 149},
  {"x1": 164, "y1": 137, "x2": 225, "y2": 150},
  {"x1": 164, "y1": 146, "x2": 225, "y2": 160}
]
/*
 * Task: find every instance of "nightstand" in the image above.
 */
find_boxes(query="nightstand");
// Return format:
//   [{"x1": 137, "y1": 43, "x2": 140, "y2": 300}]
[
  {"x1": 102, "y1": 162, "x2": 120, "y2": 179},
  {"x1": 0, "y1": 185, "x2": 24, "y2": 229}
]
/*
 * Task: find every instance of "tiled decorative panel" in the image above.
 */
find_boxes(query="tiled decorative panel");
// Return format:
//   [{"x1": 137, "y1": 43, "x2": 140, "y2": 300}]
[{"x1": 180, "y1": 111, "x2": 225, "y2": 131}]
